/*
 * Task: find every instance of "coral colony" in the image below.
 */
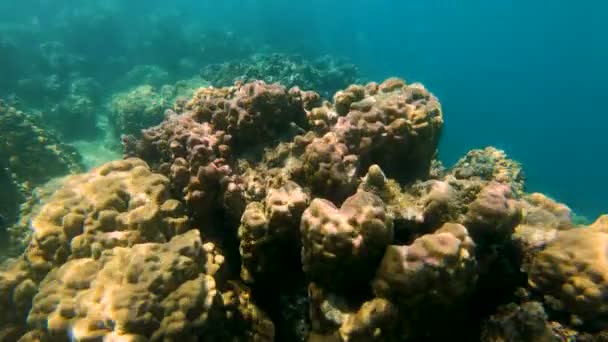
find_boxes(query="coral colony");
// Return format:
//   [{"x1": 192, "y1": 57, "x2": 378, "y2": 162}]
[{"x1": 1, "y1": 78, "x2": 605, "y2": 341}]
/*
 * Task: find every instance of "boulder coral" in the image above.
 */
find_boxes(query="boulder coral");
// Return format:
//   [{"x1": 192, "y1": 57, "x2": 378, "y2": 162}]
[
  {"x1": 331, "y1": 78, "x2": 443, "y2": 183},
  {"x1": 512, "y1": 193, "x2": 574, "y2": 263},
  {"x1": 0, "y1": 159, "x2": 190, "y2": 334},
  {"x1": 373, "y1": 222, "x2": 477, "y2": 309},
  {"x1": 299, "y1": 132, "x2": 359, "y2": 203},
  {"x1": 528, "y1": 216, "x2": 608, "y2": 330},
  {"x1": 129, "y1": 78, "x2": 442, "y2": 224},
  {"x1": 301, "y1": 190, "x2": 394, "y2": 291},
  {"x1": 25, "y1": 158, "x2": 189, "y2": 275},
  {"x1": 464, "y1": 181, "x2": 522, "y2": 246},
  {"x1": 239, "y1": 180, "x2": 309, "y2": 284},
  {"x1": 27, "y1": 230, "x2": 223, "y2": 340},
  {"x1": 185, "y1": 80, "x2": 311, "y2": 151}
]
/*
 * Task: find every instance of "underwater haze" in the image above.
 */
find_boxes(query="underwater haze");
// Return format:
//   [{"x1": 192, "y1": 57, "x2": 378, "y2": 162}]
[
  {"x1": 1, "y1": 0, "x2": 604, "y2": 217},
  {"x1": 1, "y1": 1, "x2": 608, "y2": 340}
]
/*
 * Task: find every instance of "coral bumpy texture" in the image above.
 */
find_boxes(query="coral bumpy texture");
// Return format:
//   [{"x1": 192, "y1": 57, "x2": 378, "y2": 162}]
[{"x1": 1, "y1": 77, "x2": 605, "y2": 341}]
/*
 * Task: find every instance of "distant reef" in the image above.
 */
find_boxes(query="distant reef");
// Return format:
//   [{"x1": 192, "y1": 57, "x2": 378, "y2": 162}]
[
  {"x1": 0, "y1": 101, "x2": 83, "y2": 260},
  {"x1": 108, "y1": 77, "x2": 209, "y2": 138},
  {"x1": 0, "y1": 78, "x2": 605, "y2": 341},
  {"x1": 201, "y1": 53, "x2": 360, "y2": 99}
]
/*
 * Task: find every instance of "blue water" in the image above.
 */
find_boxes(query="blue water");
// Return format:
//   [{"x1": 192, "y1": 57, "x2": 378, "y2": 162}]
[
  {"x1": 233, "y1": 0, "x2": 607, "y2": 218},
  {"x1": 1, "y1": 0, "x2": 606, "y2": 217}
]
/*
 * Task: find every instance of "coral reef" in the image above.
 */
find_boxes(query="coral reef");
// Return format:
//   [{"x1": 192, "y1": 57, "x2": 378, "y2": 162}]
[
  {"x1": 0, "y1": 101, "x2": 82, "y2": 232},
  {"x1": 122, "y1": 78, "x2": 561, "y2": 340},
  {"x1": 1, "y1": 9, "x2": 259, "y2": 145},
  {"x1": 200, "y1": 53, "x2": 360, "y2": 98},
  {"x1": 528, "y1": 216, "x2": 608, "y2": 330},
  {"x1": 2, "y1": 177, "x2": 67, "y2": 264},
  {"x1": 108, "y1": 77, "x2": 209, "y2": 137},
  {"x1": 124, "y1": 78, "x2": 492, "y2": 340},
  {"x1": 301, "y1": 190, "x2": 394, "y2": 291},
  {"x1": 0, "y1": 77, "x2": 606, "y2": 341},
  {"x1": 373, "y1": 223, "x2": 477, "y2": 308},
  {"x1": 11, "y1": 40, "x2": 102, "y2": 140},
  {"x1": 118, "y1": 64, "x2": 171, "y2": 88},
  {"x1": 0, "y1": 102, "x2": 82, "y2": 189},
  {"x1": 0, "y1": 165, "x2": 21, "y2": 237},
  {"x1": 239, "y1": 180, "x2": 309, "y2": 284},
  {"x1": 481, "y1": 301, "x2": 564, "y2": 341},
  {"x1": 127, "y1": 80, "x2": 316, "y2": 228},
  {"x1": 27, "y1": 230, "x2": 223, "y2": 340},
  {"x1": 25, "y1": 158, "x2": 189, "y2": 274},
  {"x1": 0, "y1": 159, "x2": 272, "y2": 340},
  {"x1": 450, "y1": 147, "x2": 525, "y2": 196},
  {"x1": 41, "y1": 77, "x2": 102, "y2": 141}
]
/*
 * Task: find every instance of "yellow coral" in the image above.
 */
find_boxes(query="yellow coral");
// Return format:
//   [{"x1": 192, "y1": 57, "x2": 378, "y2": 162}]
[
  {"x1": 529, "y1": 215, "x2": 608, "y2": 327},
  {"x1": 27, "y1": 230, "x2": 224, "y2": 340},
  {"x1": 26, "y1": 158, "x2": 188, "y2": 273}
]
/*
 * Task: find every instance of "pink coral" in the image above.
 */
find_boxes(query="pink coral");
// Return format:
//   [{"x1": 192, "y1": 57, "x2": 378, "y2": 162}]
[
  {"x1": 238, "y1": 180, "x2": 309, "y2": 283},
  {"x1": 332, "y1": 78, "x2": 443, "y2": 183},
  {"x1": 300, "y1": 190, "x2": 393, "y2": 290},
  {"x1": 372, "y1": 223, "x2": 477, "y2": 307},
  {"x1": 464, "y1": 181, "x2": 521, "y2": 244},
  {"x1": 299, "y1": 132, "x2": 359, "y2": 203}
]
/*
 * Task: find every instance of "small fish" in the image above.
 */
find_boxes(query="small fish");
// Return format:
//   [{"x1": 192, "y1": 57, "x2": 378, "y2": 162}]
[{"x1": 0, "y1": 213, "x2": 5, "y2": 229}]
